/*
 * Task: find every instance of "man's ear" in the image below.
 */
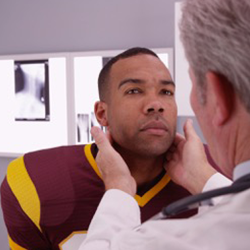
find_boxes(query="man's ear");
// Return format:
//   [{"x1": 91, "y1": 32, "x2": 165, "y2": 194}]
[
  {"x1": 94, "y1": 101, "x2": 109, "y2": 127},
  {"x1": 206, "y1": 72, "x2": 235, "y2": 126}
]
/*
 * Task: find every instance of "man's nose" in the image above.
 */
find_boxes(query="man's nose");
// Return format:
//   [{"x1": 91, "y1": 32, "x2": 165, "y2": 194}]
[{"x1": 143, "y1": 100, "x2": 164, "y2": 114}]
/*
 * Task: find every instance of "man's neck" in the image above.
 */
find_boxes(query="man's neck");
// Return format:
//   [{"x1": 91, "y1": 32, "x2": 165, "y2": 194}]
[{"x1": 114, "y1": 145, "x2": 166, "y2": 188}]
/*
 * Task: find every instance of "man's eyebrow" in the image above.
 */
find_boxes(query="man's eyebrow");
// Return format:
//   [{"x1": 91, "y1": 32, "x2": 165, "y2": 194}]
[
  {"x1": 118, "y1": 78, "x2": 175, "y2": 89},
  {"x1": 118, "y1": 78, "x2": 145, "y2": 89},
  {"x1": 161, "y1": 80, "x2": 175, "y2": 86}
]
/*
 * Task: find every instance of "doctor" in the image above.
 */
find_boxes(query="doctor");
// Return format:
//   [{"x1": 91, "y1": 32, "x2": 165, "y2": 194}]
[{"x1": 79, "y1": 0, "x2": 250, "y2": 249}]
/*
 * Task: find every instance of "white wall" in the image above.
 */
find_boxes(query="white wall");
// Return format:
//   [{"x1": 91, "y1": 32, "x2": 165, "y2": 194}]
[{"x1": 0, "y1": 0, "x2": 183, "y2": 55}]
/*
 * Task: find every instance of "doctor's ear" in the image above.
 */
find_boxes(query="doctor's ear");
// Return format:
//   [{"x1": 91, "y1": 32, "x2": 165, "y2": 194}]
[
  {"x1": 206, "y1": 72, "x2": 235, "y2": 126},
  {"x1": 94, "y1": 101, "x2": 109, "y2": 127}
]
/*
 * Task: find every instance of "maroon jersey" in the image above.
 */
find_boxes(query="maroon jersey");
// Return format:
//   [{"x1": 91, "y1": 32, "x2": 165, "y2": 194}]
[{"x1": 1, "y1": 143, "x2": 194, "y2": 250}]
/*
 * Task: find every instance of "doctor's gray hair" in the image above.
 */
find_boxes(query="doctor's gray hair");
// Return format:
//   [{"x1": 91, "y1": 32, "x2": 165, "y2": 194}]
[{"x1": 180, "y1": 0, "x2": 250, "y2": 111}]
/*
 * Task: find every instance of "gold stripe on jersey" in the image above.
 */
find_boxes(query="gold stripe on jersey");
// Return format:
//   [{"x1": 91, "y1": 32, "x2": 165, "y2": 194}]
[
  {"x1": 7, "y1": 157, "x2": 42, "y2": 232},
  {"x1": 135, "y1": 173, "x2": 171, "y2": 207},
  {"x1": 8, "y1": 235, "x2": 27, "y2": 250},
  {"x1": 85, "y1": 143, "x2": 172, "y2": 207},
  {"x1": 84, "y1": 144, "x2": 102, "y2": 179}
]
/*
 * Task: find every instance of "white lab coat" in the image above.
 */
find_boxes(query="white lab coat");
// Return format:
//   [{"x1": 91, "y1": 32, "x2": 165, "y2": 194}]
[{"x1": 79, "y1": 172, "x2": 250, "y2": 250}]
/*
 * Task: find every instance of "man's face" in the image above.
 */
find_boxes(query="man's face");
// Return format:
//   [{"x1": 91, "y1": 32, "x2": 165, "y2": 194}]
[{"x1": 105, "y1": 54, "x2": 177, "y2": 158}]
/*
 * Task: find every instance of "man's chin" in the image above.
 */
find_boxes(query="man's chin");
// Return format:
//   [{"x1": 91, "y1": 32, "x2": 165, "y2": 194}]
[
  {"x1": 113, "y1": 137, "x2": 172, "y2": 158},
  {"x1": 134, "y1": 144, "x2": 171, "y2": 158}
]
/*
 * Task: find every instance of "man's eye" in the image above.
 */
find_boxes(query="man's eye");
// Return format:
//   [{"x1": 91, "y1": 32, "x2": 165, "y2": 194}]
[
  {"x1": 162, "y1": 89, "x2": 174, "y2": 96},
  {"x1": 127, "y1": 89, "x2": 141, "y2": 94}
]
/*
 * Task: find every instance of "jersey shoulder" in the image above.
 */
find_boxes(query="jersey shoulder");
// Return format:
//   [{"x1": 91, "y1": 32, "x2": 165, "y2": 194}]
[{"x1": 5, "y1": 143, "x2": 100, "y2": 201}]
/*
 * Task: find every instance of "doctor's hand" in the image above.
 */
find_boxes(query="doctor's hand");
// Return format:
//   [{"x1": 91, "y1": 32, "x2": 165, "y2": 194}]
[
  {"x1": 91, "y1": 127, "x2": 137, "y2": 197},
  {"x1": 165, "y1": 119, "x2": 217, "y2": 195}
]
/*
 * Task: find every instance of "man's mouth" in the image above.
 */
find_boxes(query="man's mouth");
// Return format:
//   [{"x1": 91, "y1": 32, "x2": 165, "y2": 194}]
[{"x1": 140, "y1": 120, "x2": 168, "y2": 136}]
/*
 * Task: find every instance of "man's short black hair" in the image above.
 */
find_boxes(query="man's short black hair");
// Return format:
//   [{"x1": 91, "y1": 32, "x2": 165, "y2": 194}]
[{"x1": 98, "y1": 47, "x2": 159, "y2": 101}]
